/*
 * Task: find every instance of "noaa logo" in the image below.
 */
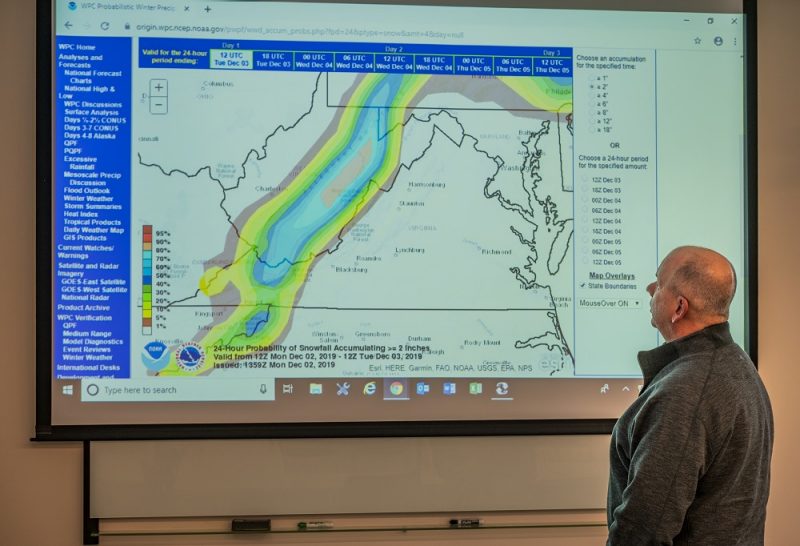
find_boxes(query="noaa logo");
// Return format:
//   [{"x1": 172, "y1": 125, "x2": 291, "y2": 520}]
[
  {"x1": 141, "y1": 341, "x2": 170, "y2": 372},
  {"x1": 68, "y1": 1, "x2": 77, "y2": 10},
  {"x1": 175, "y1": 342, "x2": 205, "y2": 372}
]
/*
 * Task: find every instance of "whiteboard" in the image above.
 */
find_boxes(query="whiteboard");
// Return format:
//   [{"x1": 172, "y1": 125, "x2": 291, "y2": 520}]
[{"x1": 90, "y1": 435, "x2": 609, "y2": 518}]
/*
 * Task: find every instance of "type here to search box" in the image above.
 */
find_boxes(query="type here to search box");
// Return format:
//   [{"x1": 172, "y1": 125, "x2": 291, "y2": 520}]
[{"x1": 81, "y1": 378, "x2": 275, "y2": 402}]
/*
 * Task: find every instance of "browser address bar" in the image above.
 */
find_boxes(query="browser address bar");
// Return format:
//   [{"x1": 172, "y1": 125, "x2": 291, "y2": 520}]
[{"x1": 134, "y1": 23, "x2": 465, "y2": 40}]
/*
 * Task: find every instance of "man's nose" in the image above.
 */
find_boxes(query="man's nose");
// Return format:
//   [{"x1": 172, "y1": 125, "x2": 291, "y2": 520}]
[{"x1": 646, "y1": 282, "x2": 656, "y2": 296}]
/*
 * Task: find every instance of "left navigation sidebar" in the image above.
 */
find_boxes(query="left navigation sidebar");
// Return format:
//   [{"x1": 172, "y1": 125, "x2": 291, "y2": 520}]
[{"x1": 54, "y1": 36, "x2": 131, "y2": 380}]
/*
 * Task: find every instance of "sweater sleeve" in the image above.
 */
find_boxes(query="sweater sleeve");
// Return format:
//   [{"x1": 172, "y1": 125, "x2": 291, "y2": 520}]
[{"x1": 607, "y1": 386, "x2": 711, "y2": 545}]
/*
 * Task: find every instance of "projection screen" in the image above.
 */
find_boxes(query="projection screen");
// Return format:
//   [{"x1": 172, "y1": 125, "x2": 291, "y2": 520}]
[{"x1": 36, "y1": 0, "x2": 756, "y2": 440}]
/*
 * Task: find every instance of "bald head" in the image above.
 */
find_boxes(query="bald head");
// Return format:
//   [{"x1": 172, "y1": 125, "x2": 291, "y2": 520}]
[{"x1": 663, "y1": 246, "x2": 737, "y2": 321}]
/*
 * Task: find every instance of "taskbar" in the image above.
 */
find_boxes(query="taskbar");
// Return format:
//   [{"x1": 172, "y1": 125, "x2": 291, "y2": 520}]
[{"x1": 55, "y1": 376, "x2": 642, "y2": 403}]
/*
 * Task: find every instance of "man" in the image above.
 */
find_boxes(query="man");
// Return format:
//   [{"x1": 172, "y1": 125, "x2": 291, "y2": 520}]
[{"x1": 607, "y1": 246, "x2": 773, "y2": 545}]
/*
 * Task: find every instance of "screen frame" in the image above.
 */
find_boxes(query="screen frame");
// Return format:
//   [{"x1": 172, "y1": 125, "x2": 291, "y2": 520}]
[{"x1": 34, "y1": 0, "x2": 758, "y2": 441}]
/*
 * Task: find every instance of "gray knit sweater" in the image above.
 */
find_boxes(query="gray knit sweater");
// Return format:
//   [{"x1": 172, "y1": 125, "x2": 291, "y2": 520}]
[{"x1": 607, "y1": 322, "x2": 773, "y2": 545}]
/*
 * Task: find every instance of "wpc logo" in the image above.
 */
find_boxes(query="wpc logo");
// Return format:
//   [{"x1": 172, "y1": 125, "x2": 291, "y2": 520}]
[{"x1": 68, "y1": 1, "x2": 77, "y2": 10}]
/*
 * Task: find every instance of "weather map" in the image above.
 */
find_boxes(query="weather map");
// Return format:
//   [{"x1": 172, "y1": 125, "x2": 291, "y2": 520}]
[{"x1": 130, "y1": 40, "x2": 576, "y2": 380}]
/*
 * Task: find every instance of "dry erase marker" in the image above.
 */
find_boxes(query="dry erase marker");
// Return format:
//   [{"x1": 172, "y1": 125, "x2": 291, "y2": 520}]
[
  {"x1": 298, "y1": 520, "x2": 334, "y2": 530},
  {"x1": 449, "y1": 518, "x2": 483, "y2": 528}
]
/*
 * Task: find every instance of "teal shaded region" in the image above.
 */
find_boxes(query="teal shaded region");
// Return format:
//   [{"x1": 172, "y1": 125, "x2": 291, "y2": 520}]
[{"x1": 253, "y1": 74, "x2": 403, "y2": 287}]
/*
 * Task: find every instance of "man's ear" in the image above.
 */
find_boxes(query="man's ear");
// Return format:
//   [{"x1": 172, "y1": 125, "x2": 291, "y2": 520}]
[{"x1": 671, "y1": 295, "x2": 689, "y2": 324}]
